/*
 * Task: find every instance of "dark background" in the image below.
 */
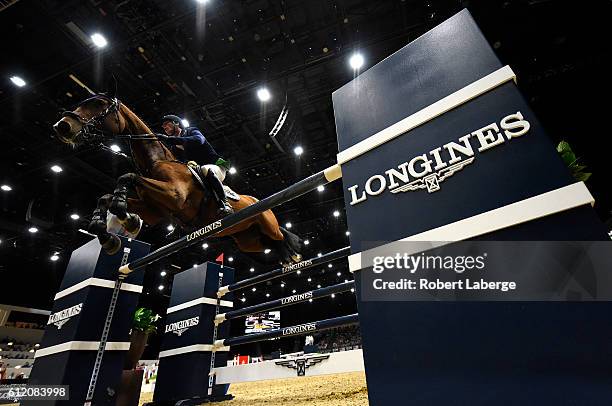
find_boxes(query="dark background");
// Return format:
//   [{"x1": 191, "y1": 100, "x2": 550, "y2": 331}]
[{"x1": 0, "y1": 0, "x2": 610, "y2": 357}]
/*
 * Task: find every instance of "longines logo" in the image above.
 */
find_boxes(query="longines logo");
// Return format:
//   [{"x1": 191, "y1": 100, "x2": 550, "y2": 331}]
[
  {"x1": 348, "y1": 111, "x2": 531, "y2": 205},
  {"x1": 165, "y1": 316, "x2": 200, "y2": 336},
  {"x1": 48, "y1": 303, "x2": 83, "y2": 329},
  {"x1": 281, "y1": 291, "x2": 313, "y2": 305},
  {"x1": 282, "y1": 322, "x2": 316, "y2": 336},
  {"x1": 282, "y1": 259, "x2": 313, "y2": 274},
  {"x1": 275, "y1": 354, "x2": 330, "y2": 376},
  {"x1": 186, "y1": 221, "x2": 222, "y2": 242}
]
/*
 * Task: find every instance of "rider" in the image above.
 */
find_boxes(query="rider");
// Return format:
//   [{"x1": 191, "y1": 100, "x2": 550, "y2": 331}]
[{"x1": 158, "y1": 114, "x2": 234, "y2": 217}]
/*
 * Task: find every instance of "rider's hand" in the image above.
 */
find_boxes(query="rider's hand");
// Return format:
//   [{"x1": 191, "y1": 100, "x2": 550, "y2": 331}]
[{"x1": 156, "y1": 133, "x2": 169, "y2": 141}]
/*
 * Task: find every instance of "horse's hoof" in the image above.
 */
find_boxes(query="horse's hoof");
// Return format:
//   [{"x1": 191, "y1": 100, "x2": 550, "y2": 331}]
[
  {"x1": 88, "y1": 220, "x2": 106, "y2": 236},
  {"x1": 291, "y1": 253, "x2": 303, "y2": 263},
  {"x1": 102, "y1": 234, "x2": 122, "y2": 255}
]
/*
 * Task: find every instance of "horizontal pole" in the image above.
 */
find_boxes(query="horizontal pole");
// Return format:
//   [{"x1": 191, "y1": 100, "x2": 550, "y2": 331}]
[
  {"x1": 216, "y1": 281, "x2": 354, "y2": 324},
  {"x1": 218, "y1": 246, "x2": 351, "y2": 297},
  {"x1": 215, "y1": 313, "x2": 359, "y2": 347},
  {"x1": 119, "y1": 164, "x2": 342, "y2": 274}
]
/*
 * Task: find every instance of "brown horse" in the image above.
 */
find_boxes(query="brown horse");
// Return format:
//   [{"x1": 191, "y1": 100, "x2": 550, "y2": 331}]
[{"x1": 52, "y1": 94, "x2": 302, "y2": 265}]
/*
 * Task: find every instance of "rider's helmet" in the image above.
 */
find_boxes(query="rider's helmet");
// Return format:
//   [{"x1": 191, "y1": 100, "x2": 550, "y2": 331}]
[{"x1": 161, "y1": 114, "x2": 185, "y2": 130}]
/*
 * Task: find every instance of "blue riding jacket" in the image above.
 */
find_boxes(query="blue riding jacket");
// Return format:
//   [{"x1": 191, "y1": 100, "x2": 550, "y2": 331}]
[{"x1": 163, "y1": 127, "x2": 223, "y2": 166}]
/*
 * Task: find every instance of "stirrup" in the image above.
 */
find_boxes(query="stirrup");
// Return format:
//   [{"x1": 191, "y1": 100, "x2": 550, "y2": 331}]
[{"x1": 216, "y1": 201, "x2": 234, "y2": 217}]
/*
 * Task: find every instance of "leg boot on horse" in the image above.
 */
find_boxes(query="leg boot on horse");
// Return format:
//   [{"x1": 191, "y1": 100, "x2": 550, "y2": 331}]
[{"x1": 88, "y1": 194, "x2": 122, "y2": 255}]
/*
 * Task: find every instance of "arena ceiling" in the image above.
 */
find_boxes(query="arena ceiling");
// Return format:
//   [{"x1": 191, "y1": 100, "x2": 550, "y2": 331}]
[{"x1": 0, "y1": 0, "x2": 610, "y2": 320}]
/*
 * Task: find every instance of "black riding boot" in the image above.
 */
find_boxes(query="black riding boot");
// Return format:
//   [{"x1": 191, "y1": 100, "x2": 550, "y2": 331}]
[{"x1": 205, "y1": 170, "x2": 234, "y2": 217}]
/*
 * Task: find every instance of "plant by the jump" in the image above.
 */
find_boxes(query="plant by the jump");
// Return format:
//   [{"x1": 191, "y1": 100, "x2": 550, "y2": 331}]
[
  {"x1": 132, "y1": 307, "x2": 160, "y2": 334},
  {"x1": 557, "y1": 141, "x2": 591, "y2": 182}
]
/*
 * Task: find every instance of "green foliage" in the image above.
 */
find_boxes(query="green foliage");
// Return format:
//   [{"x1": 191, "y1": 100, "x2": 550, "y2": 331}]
[
  {"x1": 557, "y1": 141, "x2": 592, "y2": 182},
  {"x1": 132, "y1": 307, "x2": 160, "y2": 334}
]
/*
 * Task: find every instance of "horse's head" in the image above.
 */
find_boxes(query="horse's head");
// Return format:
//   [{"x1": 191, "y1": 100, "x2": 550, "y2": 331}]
[{"x1": 53, "y1": 94, "x2": 125, "y2": 145}]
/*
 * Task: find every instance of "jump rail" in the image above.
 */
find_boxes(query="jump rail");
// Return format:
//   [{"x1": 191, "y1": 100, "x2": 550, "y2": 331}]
[
  {"x1": 118, "y1": 164, "x2": 342, "y2": 275},
  {"x1": 217, "y1": 246, "x2": 351, "y2": 297},
  {"x1": 215, "y1": 281, "x2": 354, "y2": 324},
  {"x1": 214, "y1": 313, "x2": 359, "y2": 347}
]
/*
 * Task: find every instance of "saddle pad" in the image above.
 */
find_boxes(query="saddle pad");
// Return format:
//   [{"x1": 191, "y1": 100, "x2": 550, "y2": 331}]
[{"x1": 224, "y1": 185, "x2": 241, "y2": 201}]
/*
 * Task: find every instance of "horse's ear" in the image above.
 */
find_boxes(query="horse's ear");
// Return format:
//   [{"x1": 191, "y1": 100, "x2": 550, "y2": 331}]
[{"x1": 111, "y1": 73, "x2": 119, "y2": 99}]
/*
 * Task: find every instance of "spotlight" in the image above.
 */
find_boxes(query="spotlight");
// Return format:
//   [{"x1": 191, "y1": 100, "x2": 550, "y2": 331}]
[
  {"x1": 161, "y1": 271, "x2": 167, "y2": 276},
  {"x1": 181, "y1": 119, "x2": 190, "y2": 128},
  {"x1": 202, "y1": 243, "x2": 209, "y2": 249},
  {"x1": 228, "y1": 256, "x2": 234, "y2": 262},
  {"x1": 257, "y1": 87, "x2": 271, "y2": 102},
  {"x1": 266, "y1": 293, "x2": 270, "y2": 298},
  {"x1": 345, "y1": 231, "x2": 350, "y2": 236},
  {"x1": 51, "y1": 165, "x2": 63, "y2": 173},
  {"x1": 317, "y1": 284, "x2": 321, "y2": 288},
  {"x1": 167, "y1": 224, "x2": 175, "y2": 231},
  {"x1": 28, "y1": 227, "x2": 38, "y2": 233},
  {"x1": 337, "y1": 272, "x2": 341, "y2": 276},
  {"x1": 349, "y1": 52, "x2": 364, "y2": 70},
  {"x1": 333, "y1": 210, "x2": 340, "y2": 217},
  {"x1": 350, "y1": 288, "x2": 355, "y2": 293},
  {"x1": 317, "y1": 185, "x2": 324, "y2": 192},
  {"x1": 331, "y1": 293, "x2": 336, "y2": 298},
  {"x1": 50, "y1": 254, "x2": 59, "y2": 261},
  {"x1": 328, "y1": 264, "x2": 333, "y2": 268},
  {"x1": 229, "y1": 167, "x2": 237, "y2": 175},
  {"x1": 293, "y1": 146, "x2": 304, "y2": 156},
  {"x1": 252, "y1": 287, "x2": 257, "y2": 292},
  {"x1": 307, "y1": 278, "x2": 312, "y2": 282},
  {"x1": 264, "y1": 248, "x2": 271, "y2": 254},
  {"x1": 110, "y1": 144, "x2": 121, "y2": 152},
  {"x1": 317, "y1": 253, "x2": 322, "y2": 257},
  {"x1": 90, "y1": 33, "x2": 108, "y2": 48},
  {"x1": 241, "y1": 297, "x2": 246, "y2": 302},
  {"x1": 296, "y1": 270, "x2": 301, "y2": 275},
  {"x1": 281, "y1": 283, "x2": 285, "y2": 288},
  {"x1": 70, "y1": 213, "x2": 80, "y2": 220},
  {"x1": 309, "y1": 298, "x2": 313, "y2": 302},
  {"x1": 250, "y1": 267, "x2": 255, "y2": 273},
  {"x1": 1, "y1": 185, "x2": 12, "y2": 192},
  {"x1": 285, "y1": 222, "x2": 292, "y2": 229},
  {"x1": 304, "y1": 240, "x2": 310, "y2": 245},
  {"x1": 292, "y1": 289, "x2": 296, "y2": 294},
  {"x1": 10, "y1": 76, "x2": 26, "y2": 87},
  {"x1": 158, "y1": 285, "x2": 164, "y2": 290}
]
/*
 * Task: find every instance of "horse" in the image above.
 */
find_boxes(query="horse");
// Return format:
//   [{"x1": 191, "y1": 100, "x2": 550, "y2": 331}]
[{"x1": 52, "y1": 94, "x2": 302, "y2": 265}]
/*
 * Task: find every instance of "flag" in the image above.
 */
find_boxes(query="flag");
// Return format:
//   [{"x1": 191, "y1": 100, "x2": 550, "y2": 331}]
[{"x1": 216, "y1": 253, "x2": 224, "y2": 265}]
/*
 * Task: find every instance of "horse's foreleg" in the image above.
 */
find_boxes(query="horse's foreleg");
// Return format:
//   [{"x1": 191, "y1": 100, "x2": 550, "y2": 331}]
[{"x1": 109, "y1": 173, "x2": 138, "y2": 220}]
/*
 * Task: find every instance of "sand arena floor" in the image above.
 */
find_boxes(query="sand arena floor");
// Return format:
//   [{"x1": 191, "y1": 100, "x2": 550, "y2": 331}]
[{"x1": 138, "y1": 371, "x2": 368, "y2": 406}]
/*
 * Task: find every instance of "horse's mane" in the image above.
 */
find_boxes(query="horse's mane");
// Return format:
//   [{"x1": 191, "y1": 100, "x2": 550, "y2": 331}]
[
  {"x1": 119, "y1": 102, "x2": 176, "y2": 163},
  {"x1": 115, "y1": 102, "x2": 178, "y2": 177}
]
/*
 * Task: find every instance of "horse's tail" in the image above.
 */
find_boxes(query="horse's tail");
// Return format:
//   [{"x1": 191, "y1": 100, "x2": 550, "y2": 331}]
[{"x1": 279, "y1": 227, "x2": 302, "y2": 255}]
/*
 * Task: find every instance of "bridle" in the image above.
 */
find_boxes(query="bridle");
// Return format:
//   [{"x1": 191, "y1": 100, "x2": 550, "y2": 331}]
[
  {"x1": 61, "y1": 94, "x2": 122, "y2": 143},
  {"x1": 61, "y1": 94, "x2": 175, "y2": 170}
]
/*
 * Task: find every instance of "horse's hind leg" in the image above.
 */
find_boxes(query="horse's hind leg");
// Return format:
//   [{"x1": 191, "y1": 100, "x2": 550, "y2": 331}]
[
  {"x1": 232, "y1": 227, "x2": 266, "y2": 253},
  {"x1": 255, "y1": 209, "x2": 284, "y2": 241}
]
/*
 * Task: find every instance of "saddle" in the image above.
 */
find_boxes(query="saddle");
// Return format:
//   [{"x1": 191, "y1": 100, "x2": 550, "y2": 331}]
[{"x1": 186, "y1": 164, "x2": 240, "y2": 201}]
